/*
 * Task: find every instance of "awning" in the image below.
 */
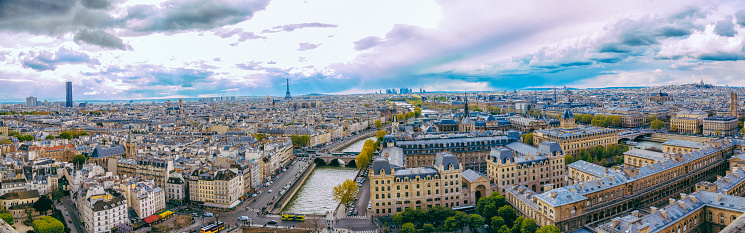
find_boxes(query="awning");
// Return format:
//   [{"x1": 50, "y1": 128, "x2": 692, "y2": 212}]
[
  {"x1": 144, "y1": 215, "x2": 160, "y2": 224},
  {"x1": 157, "y1": 209, "x2": 174, "y2": 218}
]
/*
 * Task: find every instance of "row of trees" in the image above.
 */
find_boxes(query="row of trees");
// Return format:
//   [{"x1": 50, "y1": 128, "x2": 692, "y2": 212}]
[
  {"x1": 58, "y1": 131, "x2": 89, "y2": 140},
  {"x1": 355, "y1": 139, "x2": 377, "y2": 169},
  {"x1": 564, "y1": 144, "x2": 629, "y2": 167},
  {"x1": 393, "y1": 206, "x2": 483, "y2": 233},
  {"x1": 574, "y1": 114, "x2": 623, "y2": 128},
  {"x1": 478, "y1": 193, "x2": 560, "y2": 233},
  {"x1": 290, "y1": 134, "x2": 310, "y2": 148}
]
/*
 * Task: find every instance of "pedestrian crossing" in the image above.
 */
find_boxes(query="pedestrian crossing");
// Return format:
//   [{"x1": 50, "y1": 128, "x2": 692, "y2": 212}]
[
  {"x1": 351, "y1": 230, "x2": 377, "y2": 233},
  {"x1": 344, "y1": 215, "x2": 368, "y2": 220}
]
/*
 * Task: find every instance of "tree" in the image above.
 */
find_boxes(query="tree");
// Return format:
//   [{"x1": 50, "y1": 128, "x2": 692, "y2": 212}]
[
  {"x1": 478, "y1": 193, "x2": 506, "y2": 224},
  {"x1": 401, "y1": 223, "x2": 416, "y2": 233},
  {"x1": 0, "y1": 211, "x2": 12, "y2": 225},
  {"x1": 520, "y1": 218, "x2": 538, "y2": 233},
  {"x1": 650, "y1": 119, "x2": 665, "y2": 130},
  {"x1": 422, "y1": 224, "x2": 435, "y2": 233},
  {"x1": 497, "y1": 225, "x2": 510, "y2": 233},
  {"x1": 71, "y1": 155, "x2": 86, "y2": 168},
  {"x1": 375, "y1": 120, "x2": 383, "y2": 128},
  {"x1": 51, "y1": 189, "x2": 64, "y2": 202},
  {"x1": 670, "y1": 124, "x2": 677, "y2": 132},
  {"x1": 332, "y1": 179, "x2": 358, "y2": 207},
  {"x1": 405, "y1": 111, "x2": 415, "y2": 120},
  {"x1": 150, "y1": 224, "x2": 171, "y2": 233},
  {"x1": 32, "y1": 216, "x2": 64, "y2": 233},
  {"x1": 290, "y1": 135, "x2": 310, "y2": 148},
  {"x1": 298, "y1": 216, "x2": 327, "y2": 233},
  {"x1": 522, "y1": 133, "x2": 533, "y2": 146},
  {"x1": 58, "y1": 132, "x2": 73, "y2": 140},
  {"x1": 397, "y1": 114, "x2": 406, "y2": 122},
  {"x1": 715, "y1": 130, "x2": 721, "y2": 136},
  {"x1": 511, "y1": 217, "x2": 525, "y2": 233},
  {"x1": 498, "y1": 206, "x2": 516, "y2": 227},
  {"x1": 33, "y1": 195, "x2": 54, "y2": 215},
  {"x1": 490, "y1": 216, "x2": 505, "y2": 230},
  {"x1": 414, "y1": 107, "x2": 422, "y2": 117},
  {"x1": 45, "y1": 135, "x2": 55, "y2": 140},
  {"x1": 535, "y1": 225, "x2": 561, "y2": 233},
  {"x1": 0, "y1": 139, "x2": 10, "y2": 145},
  {"x1": 467, "y1": 214, "x2": 484, "y2": 233}
]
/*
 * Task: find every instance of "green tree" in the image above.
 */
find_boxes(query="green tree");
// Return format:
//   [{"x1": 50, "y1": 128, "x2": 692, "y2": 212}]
[
  {"x1": 521, "y1": 218, "x2": 538, "y2": 233},
  {"x1": 71, "y1": 155, "x2": 87, "y2": 168},
  {"x1": 290, "y1": 135, "x2": 310, "y2": 148},
  {"x1": 497, "y1": 225, "x2": 511, "y2": 233},
  {"x1": 535, "y1": 225, "x2": 561, "y2": 233},
  {"x1": 252, "y1": 133, "x2": 267, "y2": 141},
  {"x1": 522, "y1": 133, "x2": 533, "y2": 146},
  {"x1": 401, "y1": 223, "x2": 416, "y2": 233},
  {"x1": 414, "y1": 107, "x2": 422, "y2": 117},
  {"x1": 467, "y1": 214, "x2": 484, "y2": 233},
  {"x1": 51, "y1": 189, "x2": 64, "y2": 202},
  {"x1": 511, "y1": 217, "x2": 524, "y2": 233},
  {"x1": 422, "y1": 224, "x2": 435, "y2": 233},
  {"x1": 375, "y1": 120, "x2": 383, "y2": 128},
  {"x1": 490, "y1": 216, "x2": 505, "y2": 230},
  {"x1": 32, "y1": 216, "x2": 64, "y2": 233},
  {"x1": 33, "y1": 195, "x2": 54, "y2": 215},
  {"x1": 498, "y1": 206, "x2": 516, "y2": 227},
  {"x1": 332, "y1": 179, "x2": 359, "y2": 207},
  {"x1": 397, "y1": 114, "x2": 406, "y2": 122},
  {"x1": 0, "y1": 139, "x2": 11, "y2": 145},
  {"x1": 0, "y1": 211, "x2": 12, "y2": 225},
  {"x1": 58, "y1": 132, "x2": 73, "y2": 140},
  {"x1": 443, "y1": 212, "x2": 469, "y2": 233},
  {"x1": 715, "y1": 130, "x2": 721, "y2": 136},
  {"x1": 45, "y1": 135, "x2": 55, "y2": 140},
  {"x1": 650, "y1": 119, "x2": 665, "y2": 129},
  {"x1": 670, "y1": 124, "x2": 677, "y2": 132},
  {"x1": 405, "y1": 111, "x2": 415, "y2": 120},
  {"x1": 478, "y1": 193, "x2": 506, "y2": 224}
]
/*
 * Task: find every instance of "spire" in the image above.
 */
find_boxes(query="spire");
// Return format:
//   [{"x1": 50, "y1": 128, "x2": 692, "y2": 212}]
[{"x1": 464, "y1": 91, "x2": 469, "y2": 117}]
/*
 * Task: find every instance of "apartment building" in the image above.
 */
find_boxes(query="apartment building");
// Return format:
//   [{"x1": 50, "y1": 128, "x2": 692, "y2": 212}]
[
  {"x1": 166, "y1": 174, "x2": 186, "y2": 201},
  {"x1": 188, "y1": 168, "x2": 243, "y2": 208},
  {"x1": 532, "y1": 109, "x2": 617, "y2": 156},
  {"x1": 486, "y1": 141, "x2": 566, "y2": 194},
  {"x1": 703, "y1": 115, "x2": 738, "y2": 136},
  {"x1": 389, "y1": 134, "x2": 517, "y2": 172},
  {"x1": 670, "y1": 110, "x2": 707, "y2": 134},
  {"x1": 125, "y1": 180, "x2": 165, "y2": 218},
  {"x1": 83, "y1": 189, "x2": 128, "y2": 233},
  {"x1": 114, "y1": 157, "x2": 173, "y2": 189}
]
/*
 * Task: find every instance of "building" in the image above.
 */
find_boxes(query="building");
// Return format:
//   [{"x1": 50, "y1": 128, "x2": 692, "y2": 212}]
[
  {"x1": 114, "y1": 157, "x2": 174, "y2": 190},
  {"x1": 126, "y1": 180, "x2": 165, "y2": 219},
  {"x1": 703, "y1": 115, "x2": 738, "y2": 136},
  {"x1": 623, "y1": 148, "x2": 668, "y2": 167},
  {"x1": 0, "y1": 179, "x2": 28, "y2": 195},
  {"x1": 532, "y1": 109, "x2": 617, "y2": 155},
  {"x1": 662, "y1": 139, "x2": 705, "y2": 154},
  {"x1": 25, "y1": 96, "x2": 37, "y2": 107},
  {"x1": 89, "y1": 146, "x2": 127, "y2": 169},
  {"x1": 37, "y1": 144, "x2": 77, "y2": 162},
  {"x1": 649, "y1": 92, "x2": 672, "y2": 103},
  {"x1": 66, "y1": 81, "x2": 73, "y2": 108},
  {"x1": 509, "y1": 116, "x2": 548, "y2": 132},
  {"x1": 0, "y1": 190, "x2": 39, "y2": 209},
  {"x1": 567, "y1": 160, "x2": 610, "y2": 184},
  {"x1": 166, "y1": 174, "x2": 186, "y2": 202},
  {"x1": 188, "y1": 168, "x2": 243, "y2": 209},
  {"x1": 486, "y1": 141, "x2": 566, "y2": 194},
  {"x1": 670, "y1": 110, "x2": 708, "y2": 134},
  {"x1": 503, "y1": 139, "x2": 734, "y2": 232},
  {"x1": 369, "y1": 152, "x2": 473, "y2": 216},
  {"x1": 731, "y1": 92, "x2": 738, "y2": 117},
  {"x1": 83, "y1": 188, "x2": 127, "y2": 233},
  {"x1": 695, "y1": 165, "x2": 745, "y2": 196},
  {"x1": 595, "y1": 191, "x2": 745, "y2": 233},
  {"x1": 390, "y1": 135, "x2": 517, "y2": 171}
]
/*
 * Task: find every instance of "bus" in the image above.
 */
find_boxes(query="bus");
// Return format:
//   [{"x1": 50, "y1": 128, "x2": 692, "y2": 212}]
[
  {"x1": 200, "y1": 221, "x2": 225, "y2": 233},
  {"x1": 281, "y1": 213, "x2": 306, "y2": 222}
]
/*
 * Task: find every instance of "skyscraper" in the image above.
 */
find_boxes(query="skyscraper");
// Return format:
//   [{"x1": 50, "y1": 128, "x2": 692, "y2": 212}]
[
  {"x1": 284, "y1": 79, "x2": 292, "y2": 100},
  {"x1": 66, "y1": 82, "x2": 73, "y2": 108},
  {"x1": 25, "y1": 96, "x2": 37, "y2": 107}
]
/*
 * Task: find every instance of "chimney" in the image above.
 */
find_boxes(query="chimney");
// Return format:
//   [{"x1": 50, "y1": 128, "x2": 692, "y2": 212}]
[
  {"x1": 677, "y1": 200, "x2": 685, "y2": 209},
  {"x1": 669, "y1": 198, "x2": 676, "y2": 205},
  {"x1": 690, "y1": 195, "x2": 696, "y2": 203},
  {"x1": 680, "y1": 193, "x2": 687, "y2": 200},
  {"x1": 717, "y1": 175, "x2": 722, "y2": 180},
  {"x1": 718, "y1": 193, "x2": 722, "y2": 201},
  {"x1": 726, "y1": 171, "x2": 731, "y2": 176},
  {"x1": 725, "y1": 177, "x2": 730, "y2": 183},
  {"x1": 650, "y1": 206, "x2": 658, "y2": 214},
  {"x1": 570, "y1": 187, "x2": 576, "y2": 193},
  {"x1": 612, "y1": 218, "x2": 620, "y2": 228},
  {"x1": 639, "y1": 224, "x2": 650, "y2": 233},
  {"x1": 551, "y1": 192, "x2": 558, "y2": 198},
  {"x1": 660, "y1": 209, "x2": 668, "y2": 219},
  {"x1": 632, "y1": 210, "x2": 641, "y2": 218}
]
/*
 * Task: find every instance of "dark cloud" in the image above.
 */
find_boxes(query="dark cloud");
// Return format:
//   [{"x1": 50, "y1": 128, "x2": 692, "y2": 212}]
[
  {"x1": 353, "y1": 36, "x2": 381, "y2": 51},
  {"x1": 670, "y1": 6, "x2": 707, "y2": 20},
  {"x1": 656, "y1": 26, "x2": 690, "y2": 37},
  {"x1": 81, "y1": 0, "x2": 110, "y2": 9},
  {"x1": 21, "y1": 47, "x2": 100, "y2": 71},
  {"x1": 126, "y1": 0, "x2": 271, "y2": 33},
  {"x1": 261, "y1": 22, "x2": 337, "y2": 33},
  {"x1": 698, "y1": 53, "x2": 745, "y2": 61},
  {"x1": 714, "y1": 16, "x2": 737, "y2": 37},
  {"x1": 620, "y1": 31, "x2": 658, "y2": 46},
  {"x1": 737, "y1": 9, "x2": 745, "y2": 26},
  {"x1": 73, "y1": 29, "x2": 132, "y2": 50},
  {"x1": 213, "y1": 28, "x2": 266, "y2": 41},
  {"x1": 297, "y1": 43, "x2": 320, "y2": 51},
  {"x1": 597, "y1": 44, "x2": 630, "y2": 53}
]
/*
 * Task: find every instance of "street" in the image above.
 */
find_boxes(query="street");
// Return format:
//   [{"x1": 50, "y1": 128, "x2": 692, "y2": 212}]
[{"x1": 62, "y1": 198, "x2": 87, "y2": 233}]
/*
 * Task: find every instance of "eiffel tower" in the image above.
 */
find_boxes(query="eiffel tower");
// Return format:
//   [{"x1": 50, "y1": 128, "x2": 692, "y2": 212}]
[{"x1": 284, "y1": 79, "x2": 292, "y2": 100}]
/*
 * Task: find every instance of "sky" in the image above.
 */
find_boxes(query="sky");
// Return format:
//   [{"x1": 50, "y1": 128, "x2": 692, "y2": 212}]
[{"x1": 1, "y1": 0, "x2": 745, "y2": 101}]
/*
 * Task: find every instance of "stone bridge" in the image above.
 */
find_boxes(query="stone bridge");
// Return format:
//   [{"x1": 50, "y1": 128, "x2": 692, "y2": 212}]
[
  {"x1": 617, "y1": 132, "x2": 652, "y2": 141},
  {"x1": 314, "y1": 155, "x2": 357, "y2": 167}
]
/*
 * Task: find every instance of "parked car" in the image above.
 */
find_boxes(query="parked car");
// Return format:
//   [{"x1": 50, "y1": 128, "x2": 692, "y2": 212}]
[
  {"x1": 203, "y1": 213, "x2": 213, "y2": 217},
  {"x1": 238, "y1": 216, "x2": 249, "y2": 221},
  {"x1": 268, "y1": 220, "x2": 278, "y2": 225},
  {"x1": 353, "y1": 211, "x2": 358, "y2": 215},
  {"x1": 268, "y1": 189, "x2": 273, "y2": 193},
  {"x1": 192, "y1": 213, "x2": 199, "y2": 217}
]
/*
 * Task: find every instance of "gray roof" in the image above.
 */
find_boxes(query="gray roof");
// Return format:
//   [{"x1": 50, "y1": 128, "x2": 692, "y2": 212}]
[
  {"x1": 434, "y1": 152, "x2": 459, "y2": 170},
  {"x1": 372, "y1": 158, "x2": 392, "y2": 175},
  {"x1": 661, "y1": 139, "x2": 704, "y2": 149},
  {"x1": 490, "y1": 147, "x2": 514, "y2": 163},
  {"x1": 567, "y1": 160, "x2": 607, "y2": 178},
  {"x1": 91, "y1": 146, "x2": 126, "y2": 159},
  {"x1": 382, "y1": 146, "x2": 405, "y2": 167},
  {"x1": 538, "y1": 141, "x2": 562, "y2": 156},
  {"x1": 505, "y1": 142, "x2": 537, "y2": 156},
  {"x1": 461, "y1": 169, "x2": 488, "y2": 182},
  {"x1": 561, "y1": 108, "x2": 574, "y2": 119},
  {"x1": 535, "y1": 126, "x2": 616, "y2": 139},
  {"x1": 394, "y1": 167, "x2": 439, "y2": 180},
  {"x1": 624, "y1": 149, "x2": 667, "y2": 161}
]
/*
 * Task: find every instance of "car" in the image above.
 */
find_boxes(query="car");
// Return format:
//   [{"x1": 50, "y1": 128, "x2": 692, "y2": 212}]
[
  {"x1": 353, "y1": 211, "x2": 358, "y2": 215},
  {"x1": 347, "y1": 211, "x2": 353, "y2": 216},
  {"x1": 65, "y1": 213, "x2": 69, "y2": 216},
  {"x1": 203, "y1": 213, "x2": 213, "y2": 217},
  {"x1": 268, "y1": 189, "x2": 273, "y2": 193},
  {"x1": 192, "y1": 213, "x2": 199, "y2": 217},
  {"x1": 268, "y1": 220, "x2": 278, "y2": 225},
  {"x1": 238, "y1": 216, "x2": 249, "y2": 221}
]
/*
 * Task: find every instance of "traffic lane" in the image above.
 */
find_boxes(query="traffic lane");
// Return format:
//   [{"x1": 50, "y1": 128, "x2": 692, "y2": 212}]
[
  {"x1": 247, "y1": 160, "x2": 306, "y2": 209},
  {"x1": 353, "y1": 178, "x2": 371, "y2": 216},
  {"x1": 337, "y1": 218, "x2": 378, "y2": 231},
  {"x1": 64, "y1": 199, "x2": 87, "y2": 233}
]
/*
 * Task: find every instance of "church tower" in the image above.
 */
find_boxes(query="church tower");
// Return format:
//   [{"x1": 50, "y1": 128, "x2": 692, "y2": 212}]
[
  {"x1": 392, "y1": 113, "x2": 400, "y2": 133},
  {"x1": 459, "y1": 92, "x2": 475, "y2": 132},
  {"x1": 125, "y1": 132, "x2": 136, "y2": 157},
  {"x1": 731, "y1": 92, "x2": 738, "y2": 117},
  {"x1": 560, "y1": 108, "x2": 576, "y2": 129}
]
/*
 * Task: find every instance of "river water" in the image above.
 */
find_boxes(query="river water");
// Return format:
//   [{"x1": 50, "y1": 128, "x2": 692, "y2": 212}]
[{"x1": 283, "y1": 136, "x2": 375, "y2": 214}]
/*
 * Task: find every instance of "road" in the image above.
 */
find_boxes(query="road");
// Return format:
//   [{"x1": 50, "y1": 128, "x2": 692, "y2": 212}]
[{"x1": 62, "y1": 198, "x2": 87, "y2": 233}]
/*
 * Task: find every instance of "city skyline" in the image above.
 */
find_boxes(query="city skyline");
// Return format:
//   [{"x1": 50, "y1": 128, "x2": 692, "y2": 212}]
[{"x1": 0, "y1": 0, "x2": 744, "y2": 101}]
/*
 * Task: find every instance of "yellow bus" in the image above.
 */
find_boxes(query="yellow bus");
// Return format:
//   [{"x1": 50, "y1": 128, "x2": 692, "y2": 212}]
[
  {"x1": 200, "y1": 221, "x2": 225, "y2": 233},
  {"x1": 281, "y1": 213, "x2": 306, "y2": 222}
]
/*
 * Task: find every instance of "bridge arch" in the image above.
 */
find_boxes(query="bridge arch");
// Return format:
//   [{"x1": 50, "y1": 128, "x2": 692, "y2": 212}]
[{"x1": 313, "y1": 158, "x2": 328, "y2": 165}]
